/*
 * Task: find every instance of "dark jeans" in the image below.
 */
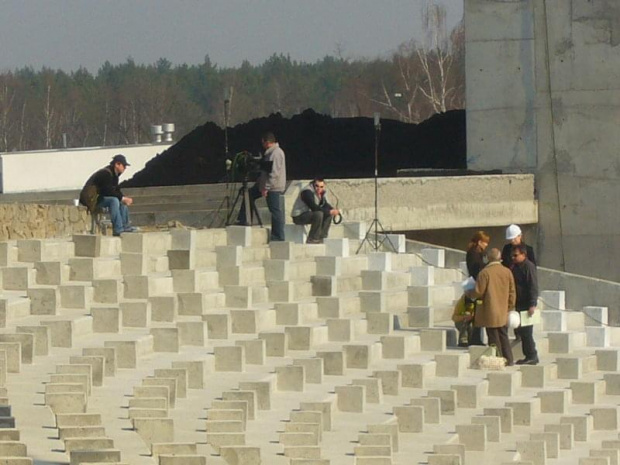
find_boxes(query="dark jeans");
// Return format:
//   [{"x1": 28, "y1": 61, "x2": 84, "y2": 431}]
[
  {"x1": 293, "y1": 210, "x2": 332, "y2": 241},
  {"x1": 486, "y1": 326, "x2": 513, "y2": 365},
  {"x1": 514, "y1": 324, "x2": 537, "y2": 360},
  {"x1": 237, "y1": 184, "x2": 285, "y2": 242},
  {"x1": 97, "y1": 196, "x2": 130, "y2": 235}
]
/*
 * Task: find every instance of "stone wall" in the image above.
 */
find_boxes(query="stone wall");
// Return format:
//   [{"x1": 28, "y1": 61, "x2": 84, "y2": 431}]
[
  {"x1": 0, "y1": 204, "x2": 90, "y2": 240},
  {"x1": 465, "y1": 0, "x2": 620, "y2": 282}
]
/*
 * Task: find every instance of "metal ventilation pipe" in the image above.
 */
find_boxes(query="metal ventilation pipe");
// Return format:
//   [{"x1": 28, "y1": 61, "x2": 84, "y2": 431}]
[
  {"x1": 150, "y1": 125, "x2": 163, "y2": 143},
  {"x1": 162, "y1": 123, "x2": 175, "y2": 142}
]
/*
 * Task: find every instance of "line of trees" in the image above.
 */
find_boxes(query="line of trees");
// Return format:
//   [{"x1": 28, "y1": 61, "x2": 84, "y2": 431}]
[{"x1": 0, "y1": 3, "x2": 464, "y2": 152}]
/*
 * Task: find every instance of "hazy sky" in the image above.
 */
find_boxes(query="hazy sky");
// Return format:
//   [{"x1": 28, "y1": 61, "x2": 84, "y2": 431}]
[{"x1": 0, "y1": 0, "x2": 463, "y2": 73}]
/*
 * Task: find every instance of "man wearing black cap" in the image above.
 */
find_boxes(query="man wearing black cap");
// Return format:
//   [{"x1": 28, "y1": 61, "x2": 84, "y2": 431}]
[{"x1": 80, "y1": 154, "x2": 136, "y2": 236}]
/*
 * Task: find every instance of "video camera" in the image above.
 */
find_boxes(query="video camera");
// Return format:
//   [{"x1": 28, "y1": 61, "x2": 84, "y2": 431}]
[{"x1": 226, "y1": 151, "x2": 264, "y2": 182}]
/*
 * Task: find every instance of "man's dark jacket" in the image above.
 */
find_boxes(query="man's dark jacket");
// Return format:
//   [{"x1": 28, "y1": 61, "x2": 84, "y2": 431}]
[
  {"x1": 84, "y1": 165, "x2": 123, "y2": 201},
  {"x1": 511, "y1": 259, "x2": 539, "y2": 311},
  {"x1": 501, "y1": 242, "x2": 536, "y2": 268}
]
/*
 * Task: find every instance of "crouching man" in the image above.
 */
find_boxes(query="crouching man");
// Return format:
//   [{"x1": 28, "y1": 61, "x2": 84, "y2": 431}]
[
  {"x1": 80, "y1": 154, "x2": 136, "y2": 236},
  {"x1": 291, "y1": 178, "x2": 340, "y2": 244}
]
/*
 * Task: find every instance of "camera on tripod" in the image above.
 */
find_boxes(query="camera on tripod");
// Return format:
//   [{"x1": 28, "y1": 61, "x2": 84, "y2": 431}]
[{"x1": 227, "y1": 151, "x2": 264, "y2": 182}]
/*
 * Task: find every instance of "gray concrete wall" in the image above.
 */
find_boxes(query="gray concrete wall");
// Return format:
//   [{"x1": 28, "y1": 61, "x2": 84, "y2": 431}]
[
  {"x1": 284, "y1": 175, "x2": 537, "y2": 231},
  {"x1": 466, "y1": 0, "x2": 620, "y2": 282}
]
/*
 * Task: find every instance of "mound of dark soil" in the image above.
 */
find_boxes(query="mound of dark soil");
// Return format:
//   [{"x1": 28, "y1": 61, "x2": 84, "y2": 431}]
[{"x1": 123, "y1": 108, "x2": 465, "y2": 187}]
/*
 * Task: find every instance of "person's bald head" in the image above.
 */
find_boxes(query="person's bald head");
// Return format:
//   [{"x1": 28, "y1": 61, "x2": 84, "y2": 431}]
[{"x1": 487, "y1": 248, "x2": 502, "y2": 262}]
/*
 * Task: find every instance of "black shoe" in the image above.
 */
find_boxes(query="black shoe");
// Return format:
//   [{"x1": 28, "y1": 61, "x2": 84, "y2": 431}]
[
  {"x1": 516, "y1": 358, "x2": 538, "y2": 365},
  {"x1": 113, "y1": 232, "x2": 122, "y2": 237},
  {"x1": 306, "y1": 238, "x2": 322, "y2": 244}
]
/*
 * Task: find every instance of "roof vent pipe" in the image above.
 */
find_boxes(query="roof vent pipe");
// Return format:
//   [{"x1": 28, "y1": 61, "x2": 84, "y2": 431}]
[
  {"x1": 162, "y1": 123, "x2": 175, "y2": 142},
  {"x1": 150, "y1": 125, "x2": 163, "y2": 143}
]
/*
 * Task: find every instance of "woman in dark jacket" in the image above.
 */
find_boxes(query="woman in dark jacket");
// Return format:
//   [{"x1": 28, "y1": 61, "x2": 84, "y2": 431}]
[{"x1": 461, "y1": 231, "x2": 490, "y2": 346}]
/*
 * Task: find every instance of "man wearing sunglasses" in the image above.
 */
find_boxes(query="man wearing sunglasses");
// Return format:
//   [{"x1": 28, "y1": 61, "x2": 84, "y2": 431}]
[
  {"x1": 511, "y1": 244, "x2": 539, "y2": 365},
  {"x1": 291, "y1": 178, "x2": 340, "y2": 244}
]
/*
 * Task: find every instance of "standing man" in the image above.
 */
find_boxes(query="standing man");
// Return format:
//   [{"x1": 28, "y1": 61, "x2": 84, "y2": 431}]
[
  {"x1": 238, "y1": 132, "x2": 286, "y2": 242},
  {"x1": 291, "y1": 178, "x2": 340, "y2": 244},
  {"x1": 511, "y1": 244, "x2": 540, "y2": 365},
  {"x1": 502, "y1": 224, "x2": 536, "y2": 267},
  {"x1": 80, "y1": 154, "x2": 136, "y2": 237},
  {"x1": 470, "y1": 248, "x2": 516, "y2": 366}
]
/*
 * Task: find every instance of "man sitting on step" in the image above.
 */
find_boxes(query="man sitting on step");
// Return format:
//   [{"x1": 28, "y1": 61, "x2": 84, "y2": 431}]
[
  {"x1": 80, "y1": 154, "x2": 137, "y2": 237},
  {"x1": 291, "y1": 178, "x2": 340, "y2": 244}
]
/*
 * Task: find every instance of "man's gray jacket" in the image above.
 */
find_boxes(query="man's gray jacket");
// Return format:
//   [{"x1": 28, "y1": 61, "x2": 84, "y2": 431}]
[{"x1": 258, "y1": 143, "x2": 286, "y2": 193}]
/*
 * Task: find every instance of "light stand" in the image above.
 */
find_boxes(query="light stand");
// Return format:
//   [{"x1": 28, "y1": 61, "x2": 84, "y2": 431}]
[{"x1": 356, "y1": 113, "x2": 397, "y2": 254}]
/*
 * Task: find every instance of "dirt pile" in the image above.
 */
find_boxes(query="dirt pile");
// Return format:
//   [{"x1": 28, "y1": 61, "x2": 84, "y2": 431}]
[{"x1": 123, "y1": 109, "x2": 465, "y2": 187}]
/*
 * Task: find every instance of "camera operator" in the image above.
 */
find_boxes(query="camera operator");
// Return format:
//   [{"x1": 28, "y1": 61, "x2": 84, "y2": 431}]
[
  {"x1": 291, "y1": 178, "x2": 340, "y2": 244},
  {"x1": 237, "y1": 132, "x2": 286, "y2": 241}
]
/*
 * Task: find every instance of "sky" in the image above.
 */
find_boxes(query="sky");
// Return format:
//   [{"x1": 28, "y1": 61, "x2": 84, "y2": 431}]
[{"x1": 0, "y1": 0, "x2": 463, "y2": 73}]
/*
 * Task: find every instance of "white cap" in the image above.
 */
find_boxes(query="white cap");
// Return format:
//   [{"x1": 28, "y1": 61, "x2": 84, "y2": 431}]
[
  {"x1": 507, "y1": 310, "x2": 521, "y2": 329},
  {"x1": 505, "y1": 224, "x2": 522, "y2": 241}
]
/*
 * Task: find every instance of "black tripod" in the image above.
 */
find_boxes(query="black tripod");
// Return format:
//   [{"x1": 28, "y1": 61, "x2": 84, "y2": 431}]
[
  {"x1": 356, "y1": 113, "x2": 397, "y2": 254},
  {"x1": 226, "y1": 179, "x2": 263, "y2": 227}
]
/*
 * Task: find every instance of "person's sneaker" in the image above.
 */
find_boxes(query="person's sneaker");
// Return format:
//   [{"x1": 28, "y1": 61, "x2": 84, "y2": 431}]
[{"x1": 124, "y1": 226, "x2": 138, "y2": 233}]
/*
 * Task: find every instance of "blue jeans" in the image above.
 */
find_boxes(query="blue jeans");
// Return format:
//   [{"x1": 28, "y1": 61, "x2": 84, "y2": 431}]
[
  {"x1": 237, "y1": 185, "x2": 285, "y2": 242},
  {"x1": 98, "y1": 196, "x2": 130, "y2": 235}
]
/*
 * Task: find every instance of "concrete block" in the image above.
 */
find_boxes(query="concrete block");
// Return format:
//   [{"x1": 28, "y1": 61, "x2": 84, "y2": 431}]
[
  {"x1": 373, "y1": 370, "x2": 400, "y2": 396},
  {"x1": 154, "y1": 369, "x2": 187, "y2": 399},
  {"x1": 210, "y1": 402, "x2": 248, "y2": 425},
  {"x1": 421, "y1": 248, "x2": 444, "y2": 267},
  {"x1": 452, "y1": 381, "x2": 488, "y2": 409},
  {"x1": 520, "y1": 364, "x2": 557, "y2": 388},
  {"x1": 206, "y1": 432, "x2": 245, "y2": 452},
  {"x1": 352, "y1": 378, "x2": 383, "y2": 404},
  {"x1": 205, "y1": 420, "x2": 245, "y2": 433},
  {"x1": 276, "y1": 365, "x2": 304, "y2": 392},
  {"x1": 596, "y1": 349, "x2": 620, "y2": 371},
  {"x1": 293, "y1": 358, "x2": 323, "y2": 384},
  {"x1": 586, "y1": 326, "x2": 609, "y2": 347},
  {"x1": 235, "y1": 340, "x2": 265, "y2": 365},
  {"x1": 237, "y1": 381, "x2": 271, "y2": 411},
  {"x1": 539, "y1": 390, "x2": 570, "y2": 414},
  {"x1": 286, "y1": 326, "x2": 326, "y2": 351},
  {"x1": 410, "y1": 397, "x2": 441, "y2": 424},
  {"x1": 133, "y1": 417, "x2": 174, "y2": 446},
  {"x1": 420, "y1": 329, "x2": 446, "y2": 352},
  {"x1": 83, "y1": 347, "x2": 116, "y2": 377},
  {"x1": 171, "y1": 360, "x2": 204, "y2": 389},
  {"x1": 275, "y1": 302, "x2": 317, "y2": 326},
  {"x1": 133, "y1": 386, "x2": 169, "y2": 408},
  {"x1": 409, "y1": 266, "x2": 434, "y2": 286},
  {"x1": 222, "y1": 391, "x2": 256, "y2": 420},
  {"x1": 299, "y1": 401, "x2": 333, "y2": 431},
  {"x1": 393, "y1": 405, "x2": 424, "y2": 432},
  {"x1": 336, "y1": 385, "x2": 365, "y2": 412},
  {"x1": 482, "y1": 407, "x2": 513, "y2": 433},
  {"x1": 506, "y1": 399, "x2": 541, "y2": 426},
  {"x1": 407, "y1": 306, "x2": 434, "y2": 328},
  {"x1": 55, "y1": 413, "x2": 101, "y2": 428},
  {"x1": 219, "y1": 446, "x2": 261, "y2": 465},
  {"x1": 128, "y1": 398, "x2": 167, "y2": 409},
  {"x1": 590, "y1": 407, "x2": 618, "y2": 430},
  {"x1": 367, "y1": 424, "x2": 399, "y2": 453},
  {"x1": 0, "y1": 343, "x2": 21, "y2": 373},
  {"x1": 516, "y1": 440, "x2": 546, "y2": 465},
  {"x1": 176, "y1": 321, "x2": 207, "y2": 346},
  {"x1": 69, "y1": 356, "x2": 104, "y2": 387},
  {"x1": 167, "y1": 249, "x2": 195, "y2": 270},
  {"x1": 473, "y1": 415, "x2": 501, "y2": 442},
  {"x1": 354, "y1": 445, "x2": 392, "y2": 456},
  {"x1": 604, "y1": 373, "x2": 620, "y2": 395},
  {"x1": 366, "y1": 313, "x2": 394, "y2": 335},
  {"x1": 368, "y1": 252, "x2": 392, "y2": 271},
  {"x1": 150, "y1": 295, "x2": 178, "y2": 322},
  {"x1": 345, "y1": 343, "x2": 380, "y2": 369},
  {"x1": 159, "y1": 455, "x2": 207, "y2": 465},
  {"x1": 324, "y1": 238, "x2": 349, "y2": 257},
  {"x1": 533, "y1": 432, "x2": 560, "y2": 459},
  {"x1": 283, "y1": 446, "x2": 321, "y2": 459},
  {"x1": 544, "y1": 423, "x2": 573, "y2": 450},
  {"x1": 69, "y1": 449, "x2": 121, "y2": 465},
  {"x1": 582, "y1": 306, "x2": 608, "y2": 326},
  {"x1": 456, "y1": 423, "x2": 486, "y2": 451},
  {"x1": 427, "y1": 454, "x2": 460, "y2": 465},
  {"x1": 560, "y1": 415, "x2": 592, "y2": 442},
  {"x1": 91, "y1": 307, "x2": 120, "y2": 333},
  {"x1": 58, "y1": 426, "x2": 106, "y2": 440},
  {"x1": 427, "y1": 390, "x2": 456, "y2": 415},
  {"x1": 290, "y1": 411, "x2": 323, "y2": 433},
  {"x1": 142, "y1": 378, "x2": 176, "y2": 408},
  {"x1": 579, "y1": 458, "x2": 612, "y2": 465},
  {"x1": 258, "y1": 332, "x2": 287, "y2": 357},
  {"x1": 590, "y1": 450, "x2": 619, "y2": 465},
  {"x1": 317, "y1": 351, "x2": 344, "y2": 375},
  {"x1": 27, "y1": 286, "x2": 59, "y2": 315},
  {"x1": 45, "y1": 392, "x2": 87, "y2": 414},
  {"x1": 385, "y1": 234, "x2": 405, "y2": 253},
  {"x1": 280, "y1": 432, "x2": 318, "y2": 446},
  {"x1": 398, "y1": 362, "x2": 435, "y2": 389},
  {"x1": 202, "y1": 313, "x2": 231, "y2": 340},
  {"x1": 284, "y1": 423, "x2": 321, "y2": 442},
  {"x1": 64, "y1": 437, "x2": 114, "y2": 452},
  {"x1": 570, "y1": 380, "x2": 603, "y2": 404},
  {"x1": 487, "y1": 371, "x2": 521, "y2": 397},
  {"x1": 0, "y1": 334, "x2": 33, "y2": 365},
  {"x1": 215, "y1": 346, "x2": 245, "y2": 372},
  {"x1": 120, "y1": 300, "x2": 151, "y2": 327},
  {"x1": 435, "y1": 353, "x2": 469, "y2": 378},
  {"x1": 540, "y1": 290, "x2": 565, "y2": 310},
  {"x1": 226, "y1": 226, "x2": 252, "y2": 247},
  {"x1": 150, "y1": 328, "x2": 179, "y2": 353},
  {"x1": 206, "y1": 409, "x2": 245, "y2": 426}
]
